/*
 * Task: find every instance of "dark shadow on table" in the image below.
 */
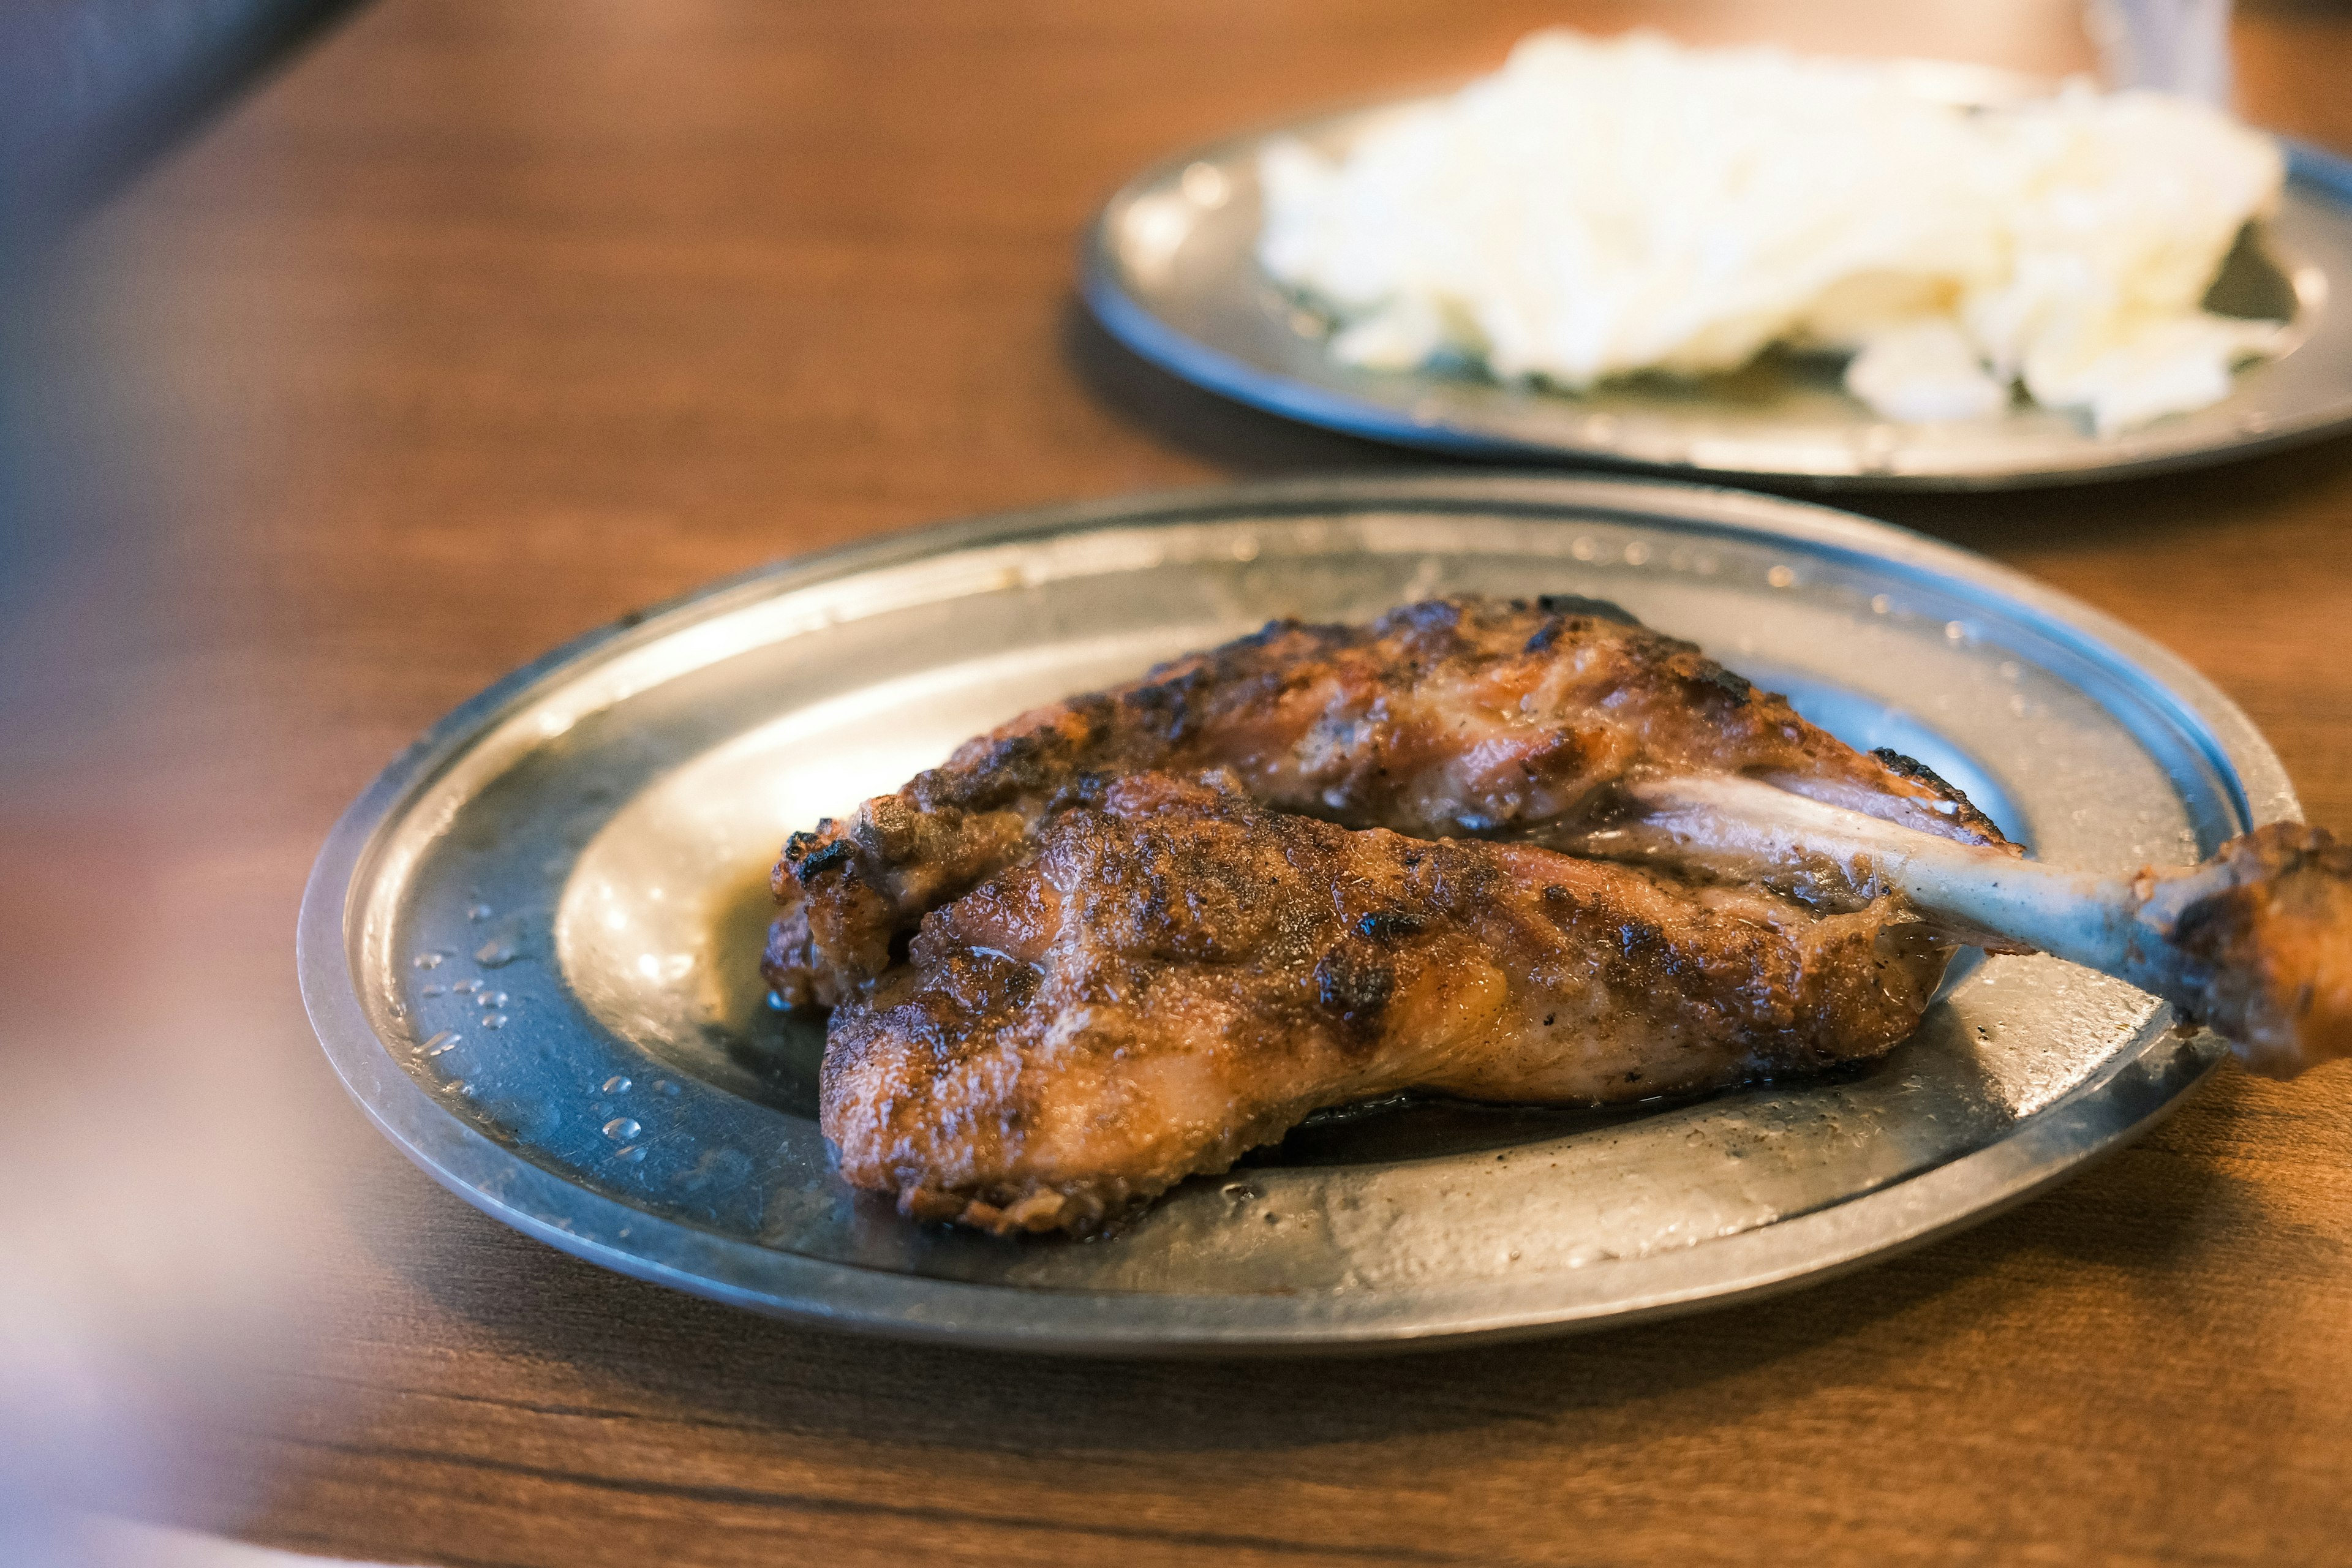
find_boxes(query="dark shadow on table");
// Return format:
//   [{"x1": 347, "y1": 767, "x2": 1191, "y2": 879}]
[
  {"x1": 1062, "y1": 293, "x2": 2352, "y2": 562},
  {"x1": 1060, "y1": 299, "x2": 1457, "y2": 480},
  {"x1": 1863, "y1": 432, "x2": 2352, "y2": 554}
]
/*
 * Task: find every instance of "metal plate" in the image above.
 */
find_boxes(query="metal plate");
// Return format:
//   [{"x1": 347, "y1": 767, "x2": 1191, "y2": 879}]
[
  {"x1": 1081, "y1": 88, "x2": 2352, "y2": 488},
  {"x1": 300, "y1": 475, "x2": 2295, "y2": 1353}
]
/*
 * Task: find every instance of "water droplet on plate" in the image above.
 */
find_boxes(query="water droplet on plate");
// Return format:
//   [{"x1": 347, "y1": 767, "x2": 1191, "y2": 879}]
[
  {"x1": 480, "y1": 1013, "x2": 508, "y2": 1030},
  {"x1": 475, "y1": 941, "x2": 519, "y2": 968},
  {"x1": 603, "y1": 1075, "x2": 633, "y2": 1095},
  {"x1": 655, "y1": 1080, "x2": 680, "y2": 1097},
  {"x1": 466, "y1": 902, "x2": 494, "y2": 921},
  {"x1": 480, "y1": 991, "x2": 508, "y2": 1008},
  {"x1": 420, "y1": 1030, "x2": 462, "y2": 1057},
  {"x1": 411, "y1": 952, "x2": 447, "y2": 970},
  {"x1": 420, "y1": 984, "x2": 445, "y2": 998},
  {"x1": 603, "y1": 1117, "x2": 641, "y2": 1141},
  {"x1": 615, "y1": 1144, "x2": 647, "y2": 1163}
]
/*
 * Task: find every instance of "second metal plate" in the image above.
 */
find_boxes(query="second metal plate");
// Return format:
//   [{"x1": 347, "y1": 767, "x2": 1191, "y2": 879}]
[
  {"x1": 1083, "y1": 87, "x2": 2352, "y2": 488},
  {"x1": 300, "y1": 476, "x2": 2291, "y2": 1352}
]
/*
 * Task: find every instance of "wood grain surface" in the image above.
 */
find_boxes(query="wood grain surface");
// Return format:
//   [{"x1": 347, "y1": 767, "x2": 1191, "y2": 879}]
[{"x1": 9, "y1": 2, "x2": 2351, "y2": 1564}]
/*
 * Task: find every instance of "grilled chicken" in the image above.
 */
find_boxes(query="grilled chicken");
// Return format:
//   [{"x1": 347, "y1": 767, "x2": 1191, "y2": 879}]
[
  {"x1": 787, "y1": 597, "x2": 2350, "y2": 1235},
  {"x1": 823, "y1": 771, "x2": 1955, "y2": 1234},
  {"x1": 767, "y1": 595, "x2": 2010, "y2": 1006},
  {"x1": 1593, "y1": 772, "x2": 2352, "y2": 1077}
]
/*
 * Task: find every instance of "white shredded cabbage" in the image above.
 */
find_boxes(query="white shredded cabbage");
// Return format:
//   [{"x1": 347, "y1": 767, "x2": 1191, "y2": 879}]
[{"x1": 1257, "y1": 30, "x2": 2286, "y2": 433}]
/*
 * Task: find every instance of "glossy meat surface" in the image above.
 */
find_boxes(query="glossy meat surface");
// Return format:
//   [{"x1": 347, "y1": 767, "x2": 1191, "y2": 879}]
[
  {"x1": 822, "y1": 772, "x2": 1954, "y2": 1234},
  {"x1": 769, "y1": 595, "x2": 2005, "y2": 1005}
]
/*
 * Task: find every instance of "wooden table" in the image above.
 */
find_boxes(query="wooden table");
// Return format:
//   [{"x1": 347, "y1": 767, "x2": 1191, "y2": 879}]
[{"x1": 14, "y1": 2, "x2": 2351, "y2": 1562}]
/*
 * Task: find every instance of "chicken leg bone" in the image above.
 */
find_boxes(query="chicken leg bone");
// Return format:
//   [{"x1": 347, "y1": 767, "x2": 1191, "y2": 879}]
[{"x1": 1571, "y1": 773, "x2": 2351, "y2": 1076}]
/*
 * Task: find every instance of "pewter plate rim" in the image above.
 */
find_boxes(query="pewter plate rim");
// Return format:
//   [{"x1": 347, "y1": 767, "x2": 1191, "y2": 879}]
[
  {"x1": 297, "y1": 475, "x2": 2294, "y2": 1354},
  {"x1": 1079, "y1": 84, "x2": 2352, "y2": 490}
]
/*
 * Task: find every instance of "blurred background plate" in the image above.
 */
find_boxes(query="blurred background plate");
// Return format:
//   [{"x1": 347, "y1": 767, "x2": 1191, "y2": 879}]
[
  {"x1": 1082, "y1": 83, "x2": 2352, "y2": 489},
  {"x1": 300, "y1": 475, "x2": 2293, "y2": 1353}
]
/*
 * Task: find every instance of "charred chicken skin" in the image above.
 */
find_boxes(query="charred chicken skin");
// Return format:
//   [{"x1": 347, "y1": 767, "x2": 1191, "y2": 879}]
[
  {"x1": 824, "y1": 771, "x2": 1955, "y2": 1234},
  {"x1": 780, "y1": 596, "x2": 2350, "y2": 1236},
  {"x1": 767, "y1": 595, "x2": 2009, "y2": 1006}
]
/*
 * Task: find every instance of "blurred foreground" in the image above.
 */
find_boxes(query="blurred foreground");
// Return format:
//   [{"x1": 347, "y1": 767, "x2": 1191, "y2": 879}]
[{"x1": 0, "y1": 184, "x2": 334, "y2": 1568}]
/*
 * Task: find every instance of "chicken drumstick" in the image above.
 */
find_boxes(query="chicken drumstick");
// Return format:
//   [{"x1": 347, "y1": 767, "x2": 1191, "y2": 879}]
[
  {"x1": 769, "y1": 596, "x2": 2009, "y2": 1005},
  {"x1": 1583, "y1": 773, "x2": 2352, "y2": 1077},
  {"x1": 824, "y1": 771, "x2": 1959, "y2": 1234}
]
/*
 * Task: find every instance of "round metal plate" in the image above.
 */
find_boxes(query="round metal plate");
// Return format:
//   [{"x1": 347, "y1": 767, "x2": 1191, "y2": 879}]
[
  {"x1": 300, "y1": 476, "x2": 2294, "y2": 1354},
  {"x1": 1081, "y1": 90, "x2": 2352, "y2": 489}
]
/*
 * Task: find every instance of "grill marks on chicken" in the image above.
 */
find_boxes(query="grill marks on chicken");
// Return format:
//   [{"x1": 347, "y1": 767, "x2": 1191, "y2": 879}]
[
  {"x1": 823, "y1": 772, "x2": 1954, "y2": 1234},
  {"x1": 777, "y1": 597, "x2": 2352, "y2": 1235},
  {"x1": 767, "y1": 595, "x2": 2007, "y2": 1006}
]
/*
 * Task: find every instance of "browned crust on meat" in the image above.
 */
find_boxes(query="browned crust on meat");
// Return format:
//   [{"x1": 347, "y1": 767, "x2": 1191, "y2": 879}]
[
  {"x1": 768, "y1": 596, "x2": 2010, "y2": 1006},
  {"x1": 1869, "y1": 747, "x2": 2010, "y2": 845},
  {"x1": 2163, "y1": 823, "x2": 2352, "y2": 1076},
  {"x1": 821, "y1": 771, "x2": 1954, "y2": 1234}
]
